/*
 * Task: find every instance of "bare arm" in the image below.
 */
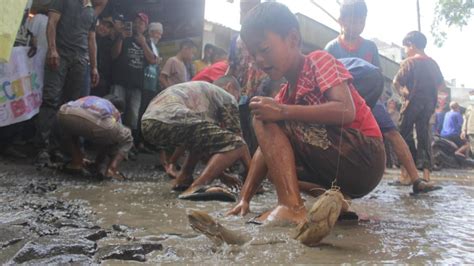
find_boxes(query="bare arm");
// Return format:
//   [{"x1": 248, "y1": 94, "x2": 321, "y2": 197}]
[
  {"x1": 136, "y1": 36, "x2": 157, "y2": 65},
  {"x1": 250, "y1": 81, "x2": 356, "y2": 125},
  {"x1": 46, "y1": 11, "x2": 60, "y2": 52},
  {"x1": 88, "y1": 31, "x2": 99, "y2": 87},
  {"x1": 111, "y1": 36, "x2": 124, "y2": 60},
  {"x1": 88, "y1": 31, "x2": 97, "y2": 70},
  {"x1": 159, "y1": 73, "x2": 171, "y2": 89}
]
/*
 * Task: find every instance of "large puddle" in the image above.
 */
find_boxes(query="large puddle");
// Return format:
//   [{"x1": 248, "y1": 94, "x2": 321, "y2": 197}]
[{"x1": 56, "y1": 169, "x2": 474, "y2": 264}]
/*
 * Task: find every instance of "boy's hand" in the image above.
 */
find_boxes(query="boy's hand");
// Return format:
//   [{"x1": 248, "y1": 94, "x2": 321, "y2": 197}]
[
  {"x1": 226, "y1": 200, "x2": 250, "y2": 216},
  {"x1": 249, "y1": 96, "x2": 285, "y2": 122}
]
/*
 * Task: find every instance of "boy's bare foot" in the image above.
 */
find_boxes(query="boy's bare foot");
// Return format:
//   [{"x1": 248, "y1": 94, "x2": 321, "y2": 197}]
[
  {"x1": 165, "y1": 163, "x2": 179, "y2": 179},
  {"x1": 106, "y1": 169, "x2": 126, "y2": 180},
  {"x1": 172, "y1": 176, "x2": 193, "y2": 191},
  {"x1": 253, "y1": 205, "x2": 307, "y2": 226}
]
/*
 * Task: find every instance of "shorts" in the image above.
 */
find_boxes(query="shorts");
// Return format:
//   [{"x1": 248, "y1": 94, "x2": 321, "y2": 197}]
[
  {"x1": 373, "y1": 102, "x2": 397, "y2": 134},
  {"x1": 57, "y1": 105, "x2": 133, "y2": 157},
  {"x1": 141, "y1": 119, "x2": 246, "y2": 155},
  {"x1": 283, "y1": 121, "x2": 385, "y2": 199},
  {"x1": 444, "y1": 134, "x2": 466, "y2": 148}
]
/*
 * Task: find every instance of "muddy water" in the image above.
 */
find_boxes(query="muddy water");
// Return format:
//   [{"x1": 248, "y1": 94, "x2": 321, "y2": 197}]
[{"x1": 55, "y1": 168, "x2": 474, "y2": 264}]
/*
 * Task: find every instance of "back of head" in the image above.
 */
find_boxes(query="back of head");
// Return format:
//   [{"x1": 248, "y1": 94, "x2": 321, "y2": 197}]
[
  {"x1": 449, "y1": 101, "x2": 459, "y2": 110},
  {"x1": 211, "y1": 47, "x2": 228, "y2": 63},
  {"x1": 241, "y1": 2, "x2": 300, "y2": 44},
  {"x1": 204, "y1": 43, "x2": 215, "y2": 53},
  {"x1": 339, "y1": 0, "x2": 368, "y2": 19},
  {"x1": 402, "y1": 31, "x2": 427, "y2": 50},
  {"x1": 180, "y1": 38, "x2": 196, "y2": 51},
  {"x1": 214, "y1": 75, "x2": 241, "y2": 98},
  {"x1": 103, "y1": 94, "x2": 125, "y2": 113}
]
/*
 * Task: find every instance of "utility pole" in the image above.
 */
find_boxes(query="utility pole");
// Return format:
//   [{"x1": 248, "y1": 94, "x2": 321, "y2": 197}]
[{"x1": 416, "y1": 0, "x2": 421, "y2": 32}]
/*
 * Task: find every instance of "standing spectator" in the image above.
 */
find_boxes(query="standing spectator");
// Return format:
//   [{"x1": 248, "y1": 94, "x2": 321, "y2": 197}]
[
  {"x1": 191, "y1": 47, "x2": 228, "y2": 83},
  {"x1": 325, "y1": 0, "x2": 428, "y2": 190},
  {"x1": 136, "y1": 22, "x2": 163, "y2": 152},
  {"x1": 193, "y1": 43, "x2": 214, "y2": 74},
  {"x1": 159, "y1": 39, "x2": 196, "y2": 89},
  {"x1": 93, "y1": 17, "x2": 115, "y2": 97},
  {"x1": 393, "y1": 31, "x2": 446, "y2": 182},
  {"x1": 35, "y1": 0, "x2": 101, "y2": 166},
  {"x1": 111, "y1": 13, "x2": 157, "y2": 145},
  {"x1": 441, "y1": 102, "x2": 469, "y2": 157},
  {"x1": 461, "y1": 90, "x2": 474, "y2": 157}
]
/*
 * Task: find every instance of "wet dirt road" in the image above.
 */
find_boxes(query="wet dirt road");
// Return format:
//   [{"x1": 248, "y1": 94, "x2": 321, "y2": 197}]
[{"x1": 1, "y1": 154, "x2": 473, "y2": 264}]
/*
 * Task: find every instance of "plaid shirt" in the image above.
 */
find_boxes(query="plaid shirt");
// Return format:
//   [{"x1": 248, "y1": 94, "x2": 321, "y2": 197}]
[{"x1": 275, "y1": 50, "x2": 381, "y2": 137}]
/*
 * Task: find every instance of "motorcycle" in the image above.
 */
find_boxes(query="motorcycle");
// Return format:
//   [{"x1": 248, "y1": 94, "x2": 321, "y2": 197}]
[{"x1": 432, "y1": 135, "x2": 474, "y2": 170}]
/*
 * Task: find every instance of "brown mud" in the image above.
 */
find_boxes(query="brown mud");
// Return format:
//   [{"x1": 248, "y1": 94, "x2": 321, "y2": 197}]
[{"x1": 0, "y1": 153, "x2": 473, "y2": 264}]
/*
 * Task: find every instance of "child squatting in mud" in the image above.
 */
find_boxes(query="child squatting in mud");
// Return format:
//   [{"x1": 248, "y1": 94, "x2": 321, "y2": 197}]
[{"x1": 227, "y1": 2, "x2": 386, "y2": 224}]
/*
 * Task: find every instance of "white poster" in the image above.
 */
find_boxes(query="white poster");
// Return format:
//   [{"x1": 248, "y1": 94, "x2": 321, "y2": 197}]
[{"x1": 0, "y1": 47, "x2": 43, "y2": 127}]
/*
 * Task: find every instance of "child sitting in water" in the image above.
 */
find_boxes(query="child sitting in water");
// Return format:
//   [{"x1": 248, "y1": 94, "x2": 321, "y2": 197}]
[{"x1": 227, "y1": 2, "x2": 385, "y2": 224}]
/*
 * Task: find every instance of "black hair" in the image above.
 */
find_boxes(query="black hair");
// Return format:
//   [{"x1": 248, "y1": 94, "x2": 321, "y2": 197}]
[
  {"x1": 103, "y1": 94, "x2": 125, "y2": 113},
  {"x1": 204, "y1": 43, "x2": 215, "y2": 52},
  {"x1": 214, "y1": 75, "x2": 241, "y2": 92},
  {"x1": 339, "y1": 1, "x2": 368, "y2": 19},
  {"x1": 211, "y1": 47, "x2": 228, "y2": 62},
  {"x1": 241, "y1": 2, "x2": 300, "y2": 43},
  {"x1": 402, "y1": 31, "x2": 427, "y2": 50},
  {"x1": 180, "y1": 38, "x2": 196, "y2": 50}
]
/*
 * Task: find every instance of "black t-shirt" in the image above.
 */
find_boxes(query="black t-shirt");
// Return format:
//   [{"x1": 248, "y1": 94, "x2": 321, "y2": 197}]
[
  {"x1": 97, "y1": 36, "x2": 113, "y2": 82},
  {"x1": 49, "y1": 0, "x2": 96, "y2": 58},
  {"x1": 113, "y1": 38, "x2": 153, "y2": 89}
]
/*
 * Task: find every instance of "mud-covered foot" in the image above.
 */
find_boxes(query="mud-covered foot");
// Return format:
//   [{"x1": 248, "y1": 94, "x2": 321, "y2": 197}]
[
  {"x1": 35, "y1": 150, "x2": 51, "y2": 168},
  {"x1": 412, "y1": 178, "x2": 442, "y2": 194},
  {"x1": 250, "y1": 205, "x2": 307, "y2": 226},
  {"x1": 165, "y1": 163, "x2": 179, "y2": 179},
  {"x1": 172, "y1": 177, "x2": 193, "y2": 191},
  {"x1": 294, "y1": 189, "x2": 349, "y2": 246}
]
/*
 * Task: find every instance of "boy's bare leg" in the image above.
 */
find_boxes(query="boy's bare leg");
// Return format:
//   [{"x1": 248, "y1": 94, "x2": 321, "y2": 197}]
[
  {"x1": 384, "y1": 130, "x2": 419, "y2": 183},
  {"x1": 106, "y1": 153, "x2": 126, "y2": 179},
  {"x1": 182, "y1": 145, "x2": 251, "y2": 194},
  {"x1": 455, "y1": 143, "x2": 470, "y2": 157},
  {"x1": 68, "y1": 136, "x2": 84, "y2": 169},
  {"x1": 423, "y1": 168, "x2": 430, "y2": 181},
  {"x1": 173, "y1": 152, "x2": 200, "y2": 190},
  {"x1": 252, "y1": 120, "x2": 306, "y2": 224}
]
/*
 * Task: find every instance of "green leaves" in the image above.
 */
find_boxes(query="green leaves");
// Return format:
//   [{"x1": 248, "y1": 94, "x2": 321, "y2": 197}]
[{"x1": 431, "y1": 0, "x2": 474, "y2": 47}]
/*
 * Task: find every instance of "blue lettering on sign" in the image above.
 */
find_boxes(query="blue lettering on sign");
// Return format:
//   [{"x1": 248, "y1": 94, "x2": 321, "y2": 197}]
[{"x1": 2, "y1": 81, "x2": 16, "y2": 100}]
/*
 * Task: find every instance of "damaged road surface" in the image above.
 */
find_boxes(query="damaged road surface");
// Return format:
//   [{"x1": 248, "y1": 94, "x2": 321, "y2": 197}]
[{"x1": 1, "y1": 154, "x2": 473, "y2": 264}]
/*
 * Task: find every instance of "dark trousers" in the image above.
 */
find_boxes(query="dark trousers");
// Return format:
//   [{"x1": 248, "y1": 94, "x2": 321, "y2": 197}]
[
  {"x1": 399, "y1": 100, "x2": 435, "y2": 170},
  {"x1": 35, "y1": 55, "x2": 89, "y2": 150}
]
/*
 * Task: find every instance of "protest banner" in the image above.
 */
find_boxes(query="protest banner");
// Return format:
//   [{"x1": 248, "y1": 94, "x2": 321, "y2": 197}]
[
  {"x1": 0, "y1": 0, "x2": 29, "y2": 63},
  {"x1": 0, "y1": 47, "x2": 43, "y2": 127}
]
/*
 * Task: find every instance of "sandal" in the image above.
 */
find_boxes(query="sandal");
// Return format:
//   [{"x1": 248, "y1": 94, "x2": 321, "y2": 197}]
[
  {"x1": 178, "y1": 185, "x2": 237, "y2": 202},
  {"x1": 412, "y1": 178, "x2": 442, "y2": 194},
  {"x1": 388, "y1": 180, "x2": 412, "y2": 186}
]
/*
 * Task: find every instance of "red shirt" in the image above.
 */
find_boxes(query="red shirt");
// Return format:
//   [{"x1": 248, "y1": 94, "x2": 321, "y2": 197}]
[
  {"x1": 275, "y1": 50, "x2": 382, "y2": 138},
  {"x1": 192, "y1": 60, "x2": 229, "y2": 83}
]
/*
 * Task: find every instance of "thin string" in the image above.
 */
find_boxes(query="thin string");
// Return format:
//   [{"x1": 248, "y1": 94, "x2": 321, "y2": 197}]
[{"x1": 333, "y1": 0, "x2": 356, "y2": 191}]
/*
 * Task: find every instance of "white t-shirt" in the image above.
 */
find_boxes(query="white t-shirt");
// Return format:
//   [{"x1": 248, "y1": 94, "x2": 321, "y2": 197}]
[{"x1": 27, "y1": 14, "x2": 48, "y2": 52}]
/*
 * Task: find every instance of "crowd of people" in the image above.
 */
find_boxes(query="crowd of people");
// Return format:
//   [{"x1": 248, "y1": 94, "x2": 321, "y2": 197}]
[{"x1": 1, "y1": 0, "x2": 460, "y2": 244}]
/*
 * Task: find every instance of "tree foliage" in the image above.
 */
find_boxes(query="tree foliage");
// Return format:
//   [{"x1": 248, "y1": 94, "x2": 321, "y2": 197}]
[{"x1": 431, "y1": 0, "x2": 474, "y2": 47}]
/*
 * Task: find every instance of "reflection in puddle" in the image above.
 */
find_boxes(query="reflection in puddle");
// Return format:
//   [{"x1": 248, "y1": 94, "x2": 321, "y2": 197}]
[{"x1": 57, "y1": 169, "x2": 474, "y2": 264}]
